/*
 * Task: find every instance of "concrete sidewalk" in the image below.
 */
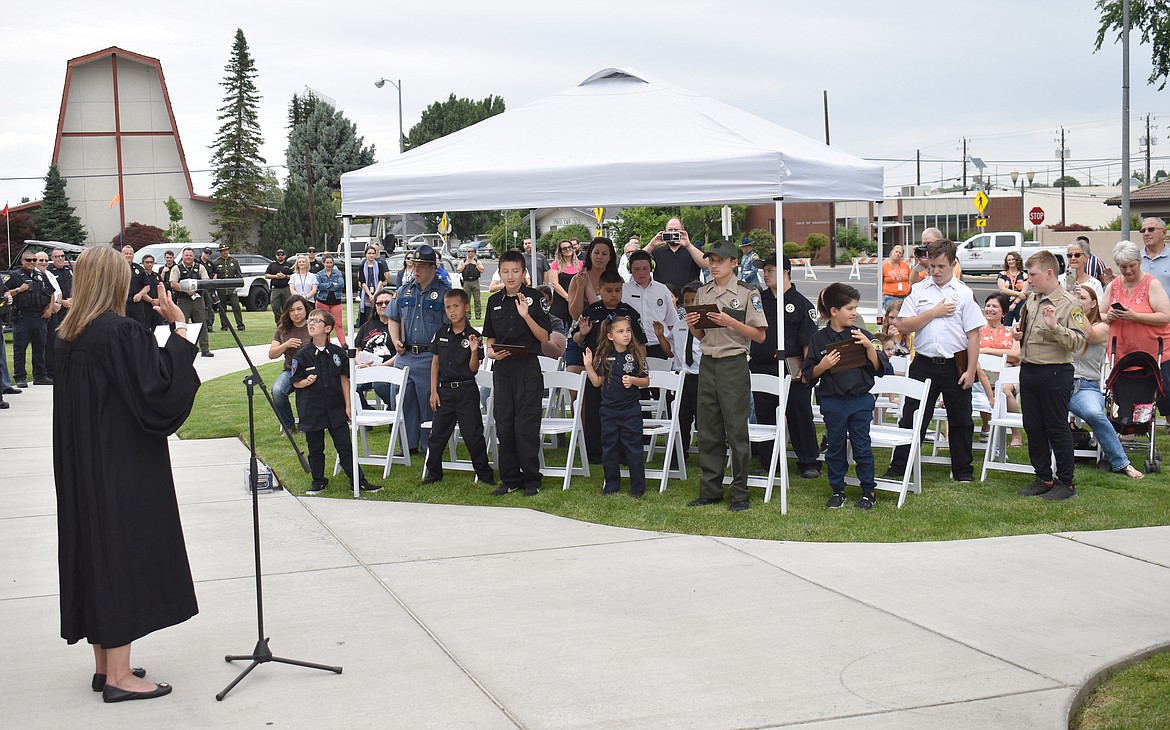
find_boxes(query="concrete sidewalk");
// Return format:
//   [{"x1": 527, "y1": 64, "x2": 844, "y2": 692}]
[{"x1": 2, "y1": 345, "x2": 1169, "y2": 728}]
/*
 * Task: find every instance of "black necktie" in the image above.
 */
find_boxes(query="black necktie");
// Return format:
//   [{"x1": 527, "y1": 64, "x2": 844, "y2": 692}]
[
  {"x1": 685, "y1": 331, "x2": 695, "y2": 367},
  {"x1": 367, "y1": 264, "x2": 376, "y2": 290}
]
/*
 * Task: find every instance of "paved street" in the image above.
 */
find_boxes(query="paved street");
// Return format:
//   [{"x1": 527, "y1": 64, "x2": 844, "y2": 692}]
[{"x1": 2, "y1": 339, "x2": 1169, "y2": 728}]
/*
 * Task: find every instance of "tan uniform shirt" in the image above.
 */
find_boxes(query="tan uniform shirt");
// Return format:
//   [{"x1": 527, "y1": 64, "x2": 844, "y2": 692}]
[
  {"x1": 693, "y1": 279, "x2": 767, "y2": 358},
  {"x1": 1019, "y1": 286, "x2": 1086, "y2": 365}
]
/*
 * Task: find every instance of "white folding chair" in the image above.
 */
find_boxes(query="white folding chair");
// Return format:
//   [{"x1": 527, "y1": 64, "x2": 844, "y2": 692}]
[
  {"x1": 981, "y1": 365, "x2": 1033, "y2": 480},
  {"x1": 537, "y1": 370, "x2": 590, "y2": 490},
  {"x1": 874, "y1": 355, "x2": 910, "y2": 424},
  {"x1": 627, "y1": 369, "x2": 686, "y2": 493},
  {"x1": 724, "y1": 374, "x2": 792, "y2": 510},
  {"x1": 537, "y1": 355, "x2": 562, "y2": 373},
  {"x1": 337, "y1": 364, "x2": 411, "y2": 478},
  {"x1": 866, "y1": 375, "x2": 932, "y2": 508}
]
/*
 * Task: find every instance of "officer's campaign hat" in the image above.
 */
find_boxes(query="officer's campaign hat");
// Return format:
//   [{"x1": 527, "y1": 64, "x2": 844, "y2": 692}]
[
  {"x1": 740, "y1": 237, "x2": 754, "y2": 248},
  {"x1": 704, "y1": 240, "x2": 740, "y2": 261},
  {"x1": 219, "y1": 244, "x2": 230, "y2": 251},
  {"x1": 413, "y1": 244, "x2": 438, "y2": 265}
]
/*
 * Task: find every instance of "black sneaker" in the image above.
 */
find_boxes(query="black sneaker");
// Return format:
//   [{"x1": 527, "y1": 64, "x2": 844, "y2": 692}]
[
  {"x1": 15, "y1": 380, "x2": 27, "y2": 389},
  {"x1": 33, "y1": 377, "x2": 53, "y2": 386},
  {"x1": 1040, "y1": 483, "x2": 1077, "y2": 500},
  {"x1": 955, "y1": 476, "x2": 975, "y2": 483},
  {"x1": 881, "y1": 468, "x2": 904, "y2": 481},
  {"x1": 1018, "y1": 479, "x2": 1053, "y2": 496},
  {"x1": 490, "y1": 485, "x2": 513, "y2": 496},
  {"x1": 238, "y1": 324, "x2": 245, "y2": 331},
  {"x1": 359, "y1": 482, "x2": 382, "y2": 493},
  {"x1": 420, "y1": 472, "x2": 443, "y2": 485},
  {"x1": 475, "y1": 473, "x2": 496, "y2": 487},
  {"x1": 826, "y1": 493, "x2": 847, "y2": 509},
  {"x1": 306, "y1": 484, "x2": 328, "y2": 495},
  {"x1": 2, "y1": 387, "x2": 20, "y2": 395},
  {"x1": 523, "y1": 485, "x2": 539, "y2": 497},
  {"x1": 686, "y1": 497, "x2": 722, "y2": 507},
  {"x1": 728, "y1": 500, "x2": 749, "y2": 512},
  {"x1": 0, "y1": 399, "x2": 8, "y2": 410},
  {"x1": 856, "y1": 494, "x2": 876, "y2": 510},
  {"x1": 201, "y1": 351, "x2": 215, "y2": 358},
  {"x1": 800, "y1": 467, "x2": 821, "y2": 479}
]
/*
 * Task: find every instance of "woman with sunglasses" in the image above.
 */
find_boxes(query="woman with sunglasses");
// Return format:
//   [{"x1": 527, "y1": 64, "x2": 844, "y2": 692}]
[
  {"x1": 997, "y1": 252, "x2": 1028, "y2": 327},
  {"x1": 548, "y1": 239, "x2": 581, "y2": 324},
  {"x1": 1064, "y1": 240, "x2": 1104, "y2": 301}
]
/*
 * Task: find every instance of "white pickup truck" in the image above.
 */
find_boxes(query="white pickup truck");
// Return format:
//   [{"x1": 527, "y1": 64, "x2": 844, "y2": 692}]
[{"x1": 955, "y1": 231, "x2": 1067, "y2": 276}]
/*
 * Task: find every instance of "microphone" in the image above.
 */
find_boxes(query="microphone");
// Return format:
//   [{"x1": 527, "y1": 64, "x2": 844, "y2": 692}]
[{"x1": 178, "y1": 278, "x2": 244, "y2": 292}]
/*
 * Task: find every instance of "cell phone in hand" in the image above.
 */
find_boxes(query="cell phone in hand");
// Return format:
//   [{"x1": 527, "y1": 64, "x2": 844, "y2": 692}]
[{"x1": 1111, "y1": 302, "x2": 1127, "y2": 311}]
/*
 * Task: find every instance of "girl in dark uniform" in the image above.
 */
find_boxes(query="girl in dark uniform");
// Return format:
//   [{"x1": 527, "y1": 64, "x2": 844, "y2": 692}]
[{"x1": 583, "y1": 317, "x2": 649, "y2": 496}]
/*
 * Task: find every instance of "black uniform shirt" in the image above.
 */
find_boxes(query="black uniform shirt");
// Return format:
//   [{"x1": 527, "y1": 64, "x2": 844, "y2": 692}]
[
  {"x1": 6, "y1": 268, "x2": 52, "y2": 313},
  {"x1": 577, "y1": 301, "x2": 647, "y2": 352},
  {"x1": 126, "y1": 262, "x2": 147, "y2": 304},
  {"x1": 482, "y1": 285, "x2": 553, "y2": 356},
  {"x1": 801, "y1": 325, "x2": 888, "y2": 398},
  {"x1": 48, "y1": 264, "x2": 73, "y2": 299},
  {"x1": 600, "y1": 348, "x2": 645, "y2": 409},
  {"x1": 650, "y1": 245, "x2": 702, "y2": 292},
  {"x1": 266, "y1": 260, "x2": 293, "y2": 288},
  {"x1": 290, "y1": 341, "x2": 350, "y2": 431},
  {"x1": 431, "y1": 323, "x2": 483, "y2": 382},
  {"x1": 752, "y1": 285, "x2": 818, "y2": 372}
]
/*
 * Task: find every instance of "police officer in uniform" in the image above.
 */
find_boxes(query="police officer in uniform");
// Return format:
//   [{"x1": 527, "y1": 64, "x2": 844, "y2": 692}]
[
  {"x1": 213, "y1": 244, "x2": 246, "y2": 331},
  {"x1": 483, "y1": 250, "x2": 554, "y2": 496},
  {"x1": 684, "y1": 240, "x2": 768, "y2": 512},
  {"x1": 6, "y1": 251, "x2": 55, "y2": 386},
  {"x1": 751, "y1": 254, "x2": 820, "y2": 478},
  {"x1": 739, "y1": 237, "x2": 760, "y2": 285},
  {"x1": 45, "y1": 248, "x2": 74, "y2": 376},
  {"x1": 387, "y1": 245, "x2": 450, "y2": 453},
  {"x1": 1014, "y1": 250, "x2": 1086, "y2": 500},
  {"x1": 265, "y1": 248, "x2": 293, "y2": 325},
  {"x1": 421, "y1": 290, "x2": 495, "y2": 486},
  {"x1": 120, "y1": 245, "x2": 150, "y2": 327},
  {"x1": 169, "y1": 247, "x2": 213, "y2": 357}
]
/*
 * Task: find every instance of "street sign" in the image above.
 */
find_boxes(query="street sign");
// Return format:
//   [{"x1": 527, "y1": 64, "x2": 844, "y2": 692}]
[
  {"x1": 593, "y1": 207, "x2": 605, "y2": 224},
  {"x1": 976, "y1": 217, "x2": 987, "y2": 228},
  {"x1": 973, "y1": 190, "x2": 989, "y2": 214},
  {"x1": 1028, "y1": 207, "x2": 1045, "y2": 225}
]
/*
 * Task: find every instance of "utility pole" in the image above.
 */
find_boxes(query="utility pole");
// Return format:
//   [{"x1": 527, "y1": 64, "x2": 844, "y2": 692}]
[
  {"x1": 1140, "y1": 113, "x2": 1158, "y2": 185},
  {"x1": 305, "y1": 143, "x2": 317, "y2": 248},
  {"x1": 823, "y1": 89, "x2": 836, "y2": 268},
  {"x1": 961, "y1": 138, "x2": 968, "y2": 195},
  {"x1": 1121, "y1": 0, "x2": 1132, "y2": 241},
  {"x1": 1054, "y1": 127, "x2": 1068, "y2": 224},
  {"x1": 916, "y1": 149, "x2": 921, "y2": 186}
]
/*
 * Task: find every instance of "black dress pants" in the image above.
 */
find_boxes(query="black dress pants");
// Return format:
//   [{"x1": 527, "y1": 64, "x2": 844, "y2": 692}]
[{"x1": 888, "y1": 355, "x2": 975, "y2": 479}]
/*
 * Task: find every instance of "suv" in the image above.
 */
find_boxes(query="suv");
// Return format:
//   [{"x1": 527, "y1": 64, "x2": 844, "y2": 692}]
[{"x1": 132, "y1": 244, "x2": 273, "y2": 311}]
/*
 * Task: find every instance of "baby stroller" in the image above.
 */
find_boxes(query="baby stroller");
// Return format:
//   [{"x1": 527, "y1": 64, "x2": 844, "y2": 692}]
[{"x1": 1104, "y1": 338, "x2": 1166, "y2": 473}]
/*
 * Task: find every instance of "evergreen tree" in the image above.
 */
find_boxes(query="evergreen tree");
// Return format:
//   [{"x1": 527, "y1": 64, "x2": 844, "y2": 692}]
[
  {"x1": 287, "y1": 92, "x2": 322, "y2": 131},
  {"x1": 286, "y1": 99, "x2": 376, "y2": 194},
  {"x1": 37, "y1": 163, "x2": 86, "y2": 243},
  {"x1": 258, "y1": 179, "x2": 340, "y2": 258},
  {"x1": 209, "y1": 28, "x2": 266, "y2": 250}
]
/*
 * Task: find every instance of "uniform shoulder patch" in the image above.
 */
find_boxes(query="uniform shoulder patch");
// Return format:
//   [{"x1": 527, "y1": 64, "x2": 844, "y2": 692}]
[
  {"x1": 1071, "y1": 307, "x2": 1085, "y2": 325},
  {"x1": 751, "y1": 292, "x2": 763, "y2": 312}
]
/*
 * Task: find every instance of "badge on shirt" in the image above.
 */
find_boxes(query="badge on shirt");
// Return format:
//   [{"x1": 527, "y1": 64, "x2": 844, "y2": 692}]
[
  {"x1": 731, "y1": 298, "x2": 741, "y2": 309},
  {"x1": 461, "y1": 337, "x2": 470, "y2": 348},
  {"x1": 751, "y1": 293, "x2": 762, "y2": 312},
  {"x1": 951, "y1": 292, "x2": 959, "y2": 301},
  {"x1": 525, "y1": 296, "x2": 533, "y2": 306},
  {"x1": 430, "y1": 290, "x2": 439, "y2": 300},
  {"x1": 657, "y1": 298, "x2": 664, "y2": 307},
  {"x1": 332, "y1": 353, "x2": 342, "y2": 367},
  {"x1": 1072, "y1": 307, "x2": 1084, "y2": 326},
  {"x1": 785, "y1": 303, "x2": 795, "y2": 313}
]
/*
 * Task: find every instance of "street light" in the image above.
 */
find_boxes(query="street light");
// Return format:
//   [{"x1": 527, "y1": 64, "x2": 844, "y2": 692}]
[
  {"x1": 374, "y1": 77, "x2": 404, "y2": 154},
  {"x1": 1010, "y1": 170, "x2": 1036, "y2": 235}
]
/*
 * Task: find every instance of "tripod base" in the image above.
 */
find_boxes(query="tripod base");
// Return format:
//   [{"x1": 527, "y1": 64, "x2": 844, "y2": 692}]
[{"x1": 216, "y1": 637, "x2": 342, "y2": 701}]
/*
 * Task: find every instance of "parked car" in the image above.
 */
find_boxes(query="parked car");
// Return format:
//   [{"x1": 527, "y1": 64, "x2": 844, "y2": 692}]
[
  {"x1": 132, "y1": 243, "x2": 273, "y2": 311},
  {"x1": 457, "y1": 239, "x2": 495, "y2": 259},
  {"x1": 955, "y1": 232, "x2": 1067, "y2": 276}
]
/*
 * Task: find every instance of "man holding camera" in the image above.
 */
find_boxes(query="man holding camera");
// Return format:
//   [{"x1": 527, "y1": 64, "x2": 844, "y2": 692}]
[
  {"x1": 456, "y1": 248, "x2": 485, "y2": 319},
  {"x1": 642, "y1": 218, "x2": 709, "y2": 292}
]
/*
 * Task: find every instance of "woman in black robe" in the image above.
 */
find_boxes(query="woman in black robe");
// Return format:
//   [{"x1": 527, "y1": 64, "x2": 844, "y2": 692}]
[{"x1": 54, "y1": 245, "x2": 200, "y2": 703}]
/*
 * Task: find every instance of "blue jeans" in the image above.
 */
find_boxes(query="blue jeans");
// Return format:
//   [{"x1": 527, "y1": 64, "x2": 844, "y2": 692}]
[
  {"x1": 821, "y1": 393, "x2": 877, "y2": 494},
  {"x1": 272, "y1": 369, "x2": 295, "y2": 430},
  {"x1": 1068, "y1": 379, "x2": 1130, "y2": 471}
]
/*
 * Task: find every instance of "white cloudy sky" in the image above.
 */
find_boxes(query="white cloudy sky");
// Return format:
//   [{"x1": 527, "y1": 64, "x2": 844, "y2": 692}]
[{"x1": 1, "y1": 0, "x2": 1165, "y2": 207}]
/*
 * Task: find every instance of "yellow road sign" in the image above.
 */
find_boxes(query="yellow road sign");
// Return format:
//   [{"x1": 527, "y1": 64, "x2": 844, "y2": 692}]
[
  {"x1": 593, "y1": 207, "x2": 605, "y2": 224},
  {"x1": 976, "y1": 217, "x2": 987, "y2": 228},
  {"x1": 973, "y1": 191, "x2": 989, "y2": 214},
  {"x1": 438, "y1": 212, "x2": 451, "y2": 235}
]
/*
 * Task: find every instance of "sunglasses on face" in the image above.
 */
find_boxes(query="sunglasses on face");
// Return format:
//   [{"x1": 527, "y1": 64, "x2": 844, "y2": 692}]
[
  {"x1": 1067, "y1": 253, "x2": 1083, "y2": 259},
  {"x1": 1142, "y1": 227, "x2": 1163, "y2": 233}
]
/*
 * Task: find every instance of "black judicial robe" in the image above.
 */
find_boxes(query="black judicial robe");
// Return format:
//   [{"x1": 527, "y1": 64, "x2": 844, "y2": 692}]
[{"x1": 53, "y1": 312, "x2": 200, "y2": 647}]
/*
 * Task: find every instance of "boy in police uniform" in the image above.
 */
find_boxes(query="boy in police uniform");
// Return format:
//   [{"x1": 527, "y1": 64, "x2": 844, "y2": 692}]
[
  {"x1": 421, "y1": 289, "x2": 495, "y2": 486},
  {"x1": 683, "y1": 240, "x2": 768, "y2": 512},
  {"x1": 1014, "y1": 250, "x2": 1086, "y2": 500},
  {"x1": 292, "y1": 310, "x2": 378, "y2": 495},
  {"x1": 483, "y1": 249, "x2": 553, "y2": 496}
]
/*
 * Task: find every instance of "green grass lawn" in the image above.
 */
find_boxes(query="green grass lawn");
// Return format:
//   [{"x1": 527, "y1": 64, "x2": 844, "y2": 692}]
[
  {"x1": 1073, "y1": 651, "x2": 1170, "y2": 729},
  {"x1": 177, "y1": 362, "x2": 1170, "y2": 543}
]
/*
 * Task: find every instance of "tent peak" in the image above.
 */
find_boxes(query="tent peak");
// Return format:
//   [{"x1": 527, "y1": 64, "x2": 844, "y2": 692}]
[{"x1": 579, "y1": 68, "x2": 651, "y2": 86}]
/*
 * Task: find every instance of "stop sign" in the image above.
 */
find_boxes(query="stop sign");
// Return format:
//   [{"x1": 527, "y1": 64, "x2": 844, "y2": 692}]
[{"x1": 1028, "y1": 207, "x2": 1045, "y2": 225}]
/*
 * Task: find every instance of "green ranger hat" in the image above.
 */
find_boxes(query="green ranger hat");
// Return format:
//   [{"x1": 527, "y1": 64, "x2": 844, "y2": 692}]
[{"x1": 704, "y1": 239, "x2": 740, "y2": 261}]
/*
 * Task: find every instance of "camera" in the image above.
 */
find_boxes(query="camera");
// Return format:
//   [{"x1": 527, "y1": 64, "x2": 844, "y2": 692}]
[
  {"x1": 913, "y1": 246, "x2": 928, "y2": 258},
  {"x1": 662, "y1": 231, "x2": 681, "y2": 243}
]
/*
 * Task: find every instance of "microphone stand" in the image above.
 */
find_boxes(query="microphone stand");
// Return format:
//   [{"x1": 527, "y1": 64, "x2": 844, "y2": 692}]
[{"x1": 203, "y1": 289, "x2": 343, "y2": 701}]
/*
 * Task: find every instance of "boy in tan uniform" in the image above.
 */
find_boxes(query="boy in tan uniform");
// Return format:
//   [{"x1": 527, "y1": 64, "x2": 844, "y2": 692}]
[{"x1": 683, "y1": 240, "x2": 768, "y2": 512}]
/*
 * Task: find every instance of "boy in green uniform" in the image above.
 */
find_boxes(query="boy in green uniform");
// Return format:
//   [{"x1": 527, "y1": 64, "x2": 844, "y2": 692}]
[{"x1": 683, "y1": 240, "x2": 768, "y2": 512}]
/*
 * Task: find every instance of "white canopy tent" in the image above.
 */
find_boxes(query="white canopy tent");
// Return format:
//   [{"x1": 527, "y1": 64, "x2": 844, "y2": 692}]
[{"x1": 337, "y1": 68, "x2": 885, "y2": 497}]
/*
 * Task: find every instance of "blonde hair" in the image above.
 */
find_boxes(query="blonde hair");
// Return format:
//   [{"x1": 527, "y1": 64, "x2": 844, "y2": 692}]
[
  {"x1": 294, "y1": 254, "x2": 310, "y2": 273},
  {"x1": 57, "y1": 246, "x2": 130, "y2": 342}
]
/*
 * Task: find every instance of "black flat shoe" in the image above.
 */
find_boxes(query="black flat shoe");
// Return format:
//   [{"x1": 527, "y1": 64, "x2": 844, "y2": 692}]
[
  {"x1": 103, "y1": 681, "x2": 171, "y2": 703},
  {"x1": 92, "y1": 667, "x2": 148, "y2": 692}
]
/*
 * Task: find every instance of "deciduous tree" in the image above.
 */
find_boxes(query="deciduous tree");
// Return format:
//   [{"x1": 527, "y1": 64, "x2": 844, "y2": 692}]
[{"x1": 1096, "y1": 0, "x2": 1170, "y2": 89}]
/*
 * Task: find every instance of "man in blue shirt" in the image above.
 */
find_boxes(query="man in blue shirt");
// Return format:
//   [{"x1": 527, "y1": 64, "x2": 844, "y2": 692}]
[{"x1": 387, "y1": 245, "x2": 450, "y2": 453}]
